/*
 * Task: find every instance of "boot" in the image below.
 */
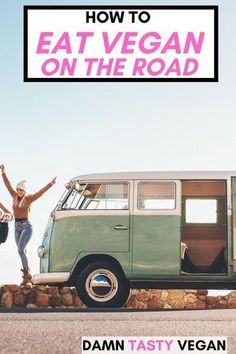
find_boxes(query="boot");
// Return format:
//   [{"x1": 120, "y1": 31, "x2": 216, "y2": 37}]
[{"x1": 20, "y1": 267, "x2": 32, "y2": 286}]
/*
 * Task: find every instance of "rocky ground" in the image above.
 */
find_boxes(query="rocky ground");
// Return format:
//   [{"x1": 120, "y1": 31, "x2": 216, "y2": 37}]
[{"x1": 1, "y1": 284, "x2": 236, "y2": 309}]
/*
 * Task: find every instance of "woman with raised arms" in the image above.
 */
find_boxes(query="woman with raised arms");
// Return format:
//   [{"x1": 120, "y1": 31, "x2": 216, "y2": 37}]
[{"x1": 0, "y1": 164, "x2": 56, "y2": 286}]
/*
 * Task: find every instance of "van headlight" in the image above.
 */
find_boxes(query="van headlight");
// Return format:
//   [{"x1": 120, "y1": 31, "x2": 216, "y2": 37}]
[{"x1": 38, "y1": 245, "x2": 45, "y2": 258}]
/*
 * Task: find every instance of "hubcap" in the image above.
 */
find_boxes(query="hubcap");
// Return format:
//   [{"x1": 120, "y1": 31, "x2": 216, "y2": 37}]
[{"x1": 85, "y1": 269, "x2": 118, "y2": 302}]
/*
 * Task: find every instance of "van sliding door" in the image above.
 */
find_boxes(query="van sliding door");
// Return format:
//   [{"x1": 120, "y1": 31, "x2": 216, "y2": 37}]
[{"x1": 132, "y1": 180, "x2": 181, "y2": 276}]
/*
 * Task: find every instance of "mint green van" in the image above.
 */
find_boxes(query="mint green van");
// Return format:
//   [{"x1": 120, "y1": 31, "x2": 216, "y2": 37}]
[{"x1": 32, "y1": 172, "x2": 236, "y2": 307}]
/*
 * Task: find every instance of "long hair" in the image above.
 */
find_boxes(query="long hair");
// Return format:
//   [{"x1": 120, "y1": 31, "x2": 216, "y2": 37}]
[{"x1": 13, "y1": 195, "x2": 27, "y2": 208}]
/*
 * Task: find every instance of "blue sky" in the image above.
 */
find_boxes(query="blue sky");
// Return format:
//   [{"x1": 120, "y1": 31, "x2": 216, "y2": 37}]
[{"x1": 0, "y1": 0, "x2": 235, "y2": 290}]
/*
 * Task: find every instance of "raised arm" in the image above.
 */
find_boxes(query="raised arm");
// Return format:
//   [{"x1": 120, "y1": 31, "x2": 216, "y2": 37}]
[
  {"x1": 0, "y1": 165, "x2": 17, "y2": 198},
  {"x1": 27, "y1": 177, "x2": 56, "y2": 203}
]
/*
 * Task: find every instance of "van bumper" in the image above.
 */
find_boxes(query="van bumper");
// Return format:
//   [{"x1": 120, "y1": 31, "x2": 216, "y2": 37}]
[{"x1": 32, "y1": 272, "x2": 70, "y2": 285}]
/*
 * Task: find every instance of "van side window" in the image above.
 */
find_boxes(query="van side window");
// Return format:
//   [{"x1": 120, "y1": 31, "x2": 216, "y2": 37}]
[
  {"x1": 62, "y1": 184, "x2": 86, "y2": 210},
  {"x1": 138, "y1": 182, "x2": 176, "y2": 210},
  {"x1": 185, "y1": 199, "x2": 218, "y2": 224},
  {"x1": 63, "y1": 183, "x2": 129, "y2": 210}
]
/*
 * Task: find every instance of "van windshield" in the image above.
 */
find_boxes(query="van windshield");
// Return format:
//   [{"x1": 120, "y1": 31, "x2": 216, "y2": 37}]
[{"x1": 61, "y1": 183, "x2": 129, "y2": 210}]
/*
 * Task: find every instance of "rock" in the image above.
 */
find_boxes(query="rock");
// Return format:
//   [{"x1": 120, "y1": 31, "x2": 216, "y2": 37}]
[
  {"x1": 47, "y1": 287, "x2": 59, "y2": 296},
  {"x1": 160, "y1": 290, "x2": 169, "y2": 301},
  {"x1": 25, "y1": 289, "x2": 37, "y2": 304},
  {"x1": 136, "y1": 290, "x2": 150, "y2": 302},
  {"x1": 185, "y1": 302, "x2": 194, "y2": 309},
  {"x1": 138, "y1": 302, "x2": 148, "y2": 309},
  {"x1": 184, "y1": 293, "x2": 197, "y2": 304},
  {"x1": 197, "y1": 295, "x2": 207, "y2": 301},
  {"x1": 35, "y1": 285, "x2": 48, "y2": 293},
  {"x1": 185, "y1": 290, "x2": 198, "y2": 294},
  {"x1": 194, "y1": 300, "x2": 206, "y2": 309},
  {"x1": 61, "y1": 293, "x2": 73, "y2": 306},
  {"x1": 13, "y1": 292, "x2": 24, "y2": 307},
  {"x1": 147, "y1": 295, "x2": 163, "y2": 309},
  {"x1": 220, "y1": 296, "x2": 228, "y2": 301},
  {"x1": 206, "y1": 296, "x2": 220, "y2": 306},
  {"x1": 229, "y1": 291, "x2": 236, "y2": 298},
  {"x1": 168, "y1": 291, "x2": 184, "y2": 302},
  {"x1": 197, "y1": 290, "x2": 208, "y2": 296},
  {"x1": 163, "y1": 303, "x2": 172, "y2": 309},
  {"x1": 60, "y1": 287, "x2": 71, "y2": 295},
  {"x1": 36, "y1": 293, "x2": 49, "y2": 307},
  {"x1": 150, "y1": 289, "x2": 162, "y2": 296},
  {"x1": 228, "y1": 297, "x2": 236, "y2": 308},
  {"x1": 130, "y1": 289, "x2": 137, "y2": 296},
  {"x1": 1, "y1": 291, "x2": 13, "y2": 308},
  {"x1": 3, "y1": 285, "x2": 20, "y2": 293},
  {"x1": 125, "y1": 294, "x2": 138, "y2": 308},
  {"x1": 49, "y1": 294, "x2": 62, "y2": 307},
  {"x1": 172, "y1": 300, "x2": 185, "y2": 309},
  {"x1": 26, "y1": 303, "x2": 38, "y2": 309},
  {"x1": 213, "y1": 302, "x2": 226, "y2": 309}
]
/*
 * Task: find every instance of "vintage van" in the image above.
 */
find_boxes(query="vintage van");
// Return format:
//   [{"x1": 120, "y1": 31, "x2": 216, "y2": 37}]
[{"x1": 32, "y1": 171, "x2": 236, "y2": 307}]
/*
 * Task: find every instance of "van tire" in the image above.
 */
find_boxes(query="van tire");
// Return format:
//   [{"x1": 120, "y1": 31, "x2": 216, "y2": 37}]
[{"x1": 76, "y1": 261, "x2": 130, "y2": 308}]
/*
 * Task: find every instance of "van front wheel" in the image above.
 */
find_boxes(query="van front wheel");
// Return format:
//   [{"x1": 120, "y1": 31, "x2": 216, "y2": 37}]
[{"x1": 76, "y1": 262, "x2": 130, "y2": 308}]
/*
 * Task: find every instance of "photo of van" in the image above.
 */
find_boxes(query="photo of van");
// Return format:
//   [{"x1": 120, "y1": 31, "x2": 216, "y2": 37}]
[{"x1": 32, "y1": 172, "x2": 236, "y2": 308}]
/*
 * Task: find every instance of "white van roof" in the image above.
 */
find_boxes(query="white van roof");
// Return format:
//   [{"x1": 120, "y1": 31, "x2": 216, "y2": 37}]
[{"x1": 71, "y1": 171, "x2": 236, "y2": 182}]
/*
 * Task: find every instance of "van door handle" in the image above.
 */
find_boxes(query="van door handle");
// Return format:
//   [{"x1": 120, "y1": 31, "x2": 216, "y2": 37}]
[{"x1": 114, "y1": 224, "x2": 129, "y2": 231}]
